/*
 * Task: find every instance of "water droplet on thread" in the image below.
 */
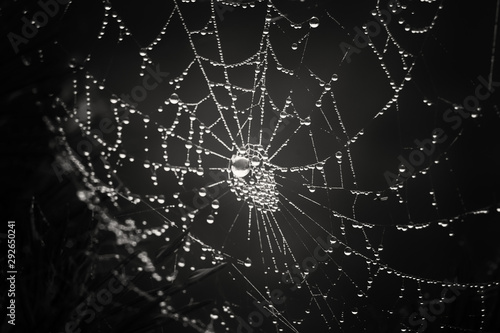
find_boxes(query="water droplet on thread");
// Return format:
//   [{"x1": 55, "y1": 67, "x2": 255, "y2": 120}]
[
  {"x1": 244, "y1": 257, "x2": 252, "y2": 267},
  {"x1": 210, "y1": 308, "x2": 219, "y2": 320},
  {"x1": 309, "y1": 16, "x2": 319, "y2": 28},
  {"x1": 169, "y1": 93, "x2": 179, "y2": 104},
  {"x1": 251, "y1": 156, "x2": 260, "y2": 166},
  {"x1": 178, "y1": 257, "x2": 185, "y2": 267},
  {"x1": 211, "y1": 200, "x2": 220, "y2": 209}
]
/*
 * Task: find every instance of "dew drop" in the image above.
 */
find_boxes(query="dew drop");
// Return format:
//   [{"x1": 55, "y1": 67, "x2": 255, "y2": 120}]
[
  {"x1": 244, "y1": 257, "x2": 252, "y2": 267},
  {"x1": 211, "y1": 200, "x2": 220, "y2": 209},
  {"x1": 207, "y1": 215, "x2": 214, "y2": 224},
  {"x1": 210, "y1": 308, "x2": 219, "y2": 320},
  {"x1": 309, "y1": 16, "x2": 319, "y2": 28},
  {"x1": 169, "y1": 93, "x2": 179, "y2": 104},
  {"x1": 178, "y1": 257, "x2": 185, "y2": 267},
  {"x1": 250, "y1": 156, "x2": 260, "y2": 167},
  {"x1": 231, "y1": 156, "x2": 250, "y2": 178}
]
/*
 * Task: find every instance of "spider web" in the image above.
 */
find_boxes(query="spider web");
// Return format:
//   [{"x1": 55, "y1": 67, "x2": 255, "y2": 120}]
[{"x1": 29, "y1": 0, "x2": 500, "y2": 331}]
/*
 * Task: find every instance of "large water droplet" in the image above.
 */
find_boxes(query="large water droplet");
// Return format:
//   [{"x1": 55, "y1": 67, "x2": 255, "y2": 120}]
[
  {"x1": 309, "y1": 16, "x2": 319, "y2": 28},
  {"x1": 210, "y1": 308, "x2": 219, "y2": 320},
  {"x1": 231, "y1": 156, "x2": 250, "y2": 178},
  {"x1": 244, "y1": 257, "x2": 252, "y2": 267},
  {"x1": 169, "y1": 93, "x2": 179, "y2": 104},
  {"x1": 211, "y1": 199, "x2": 220, "y2": 209}
]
